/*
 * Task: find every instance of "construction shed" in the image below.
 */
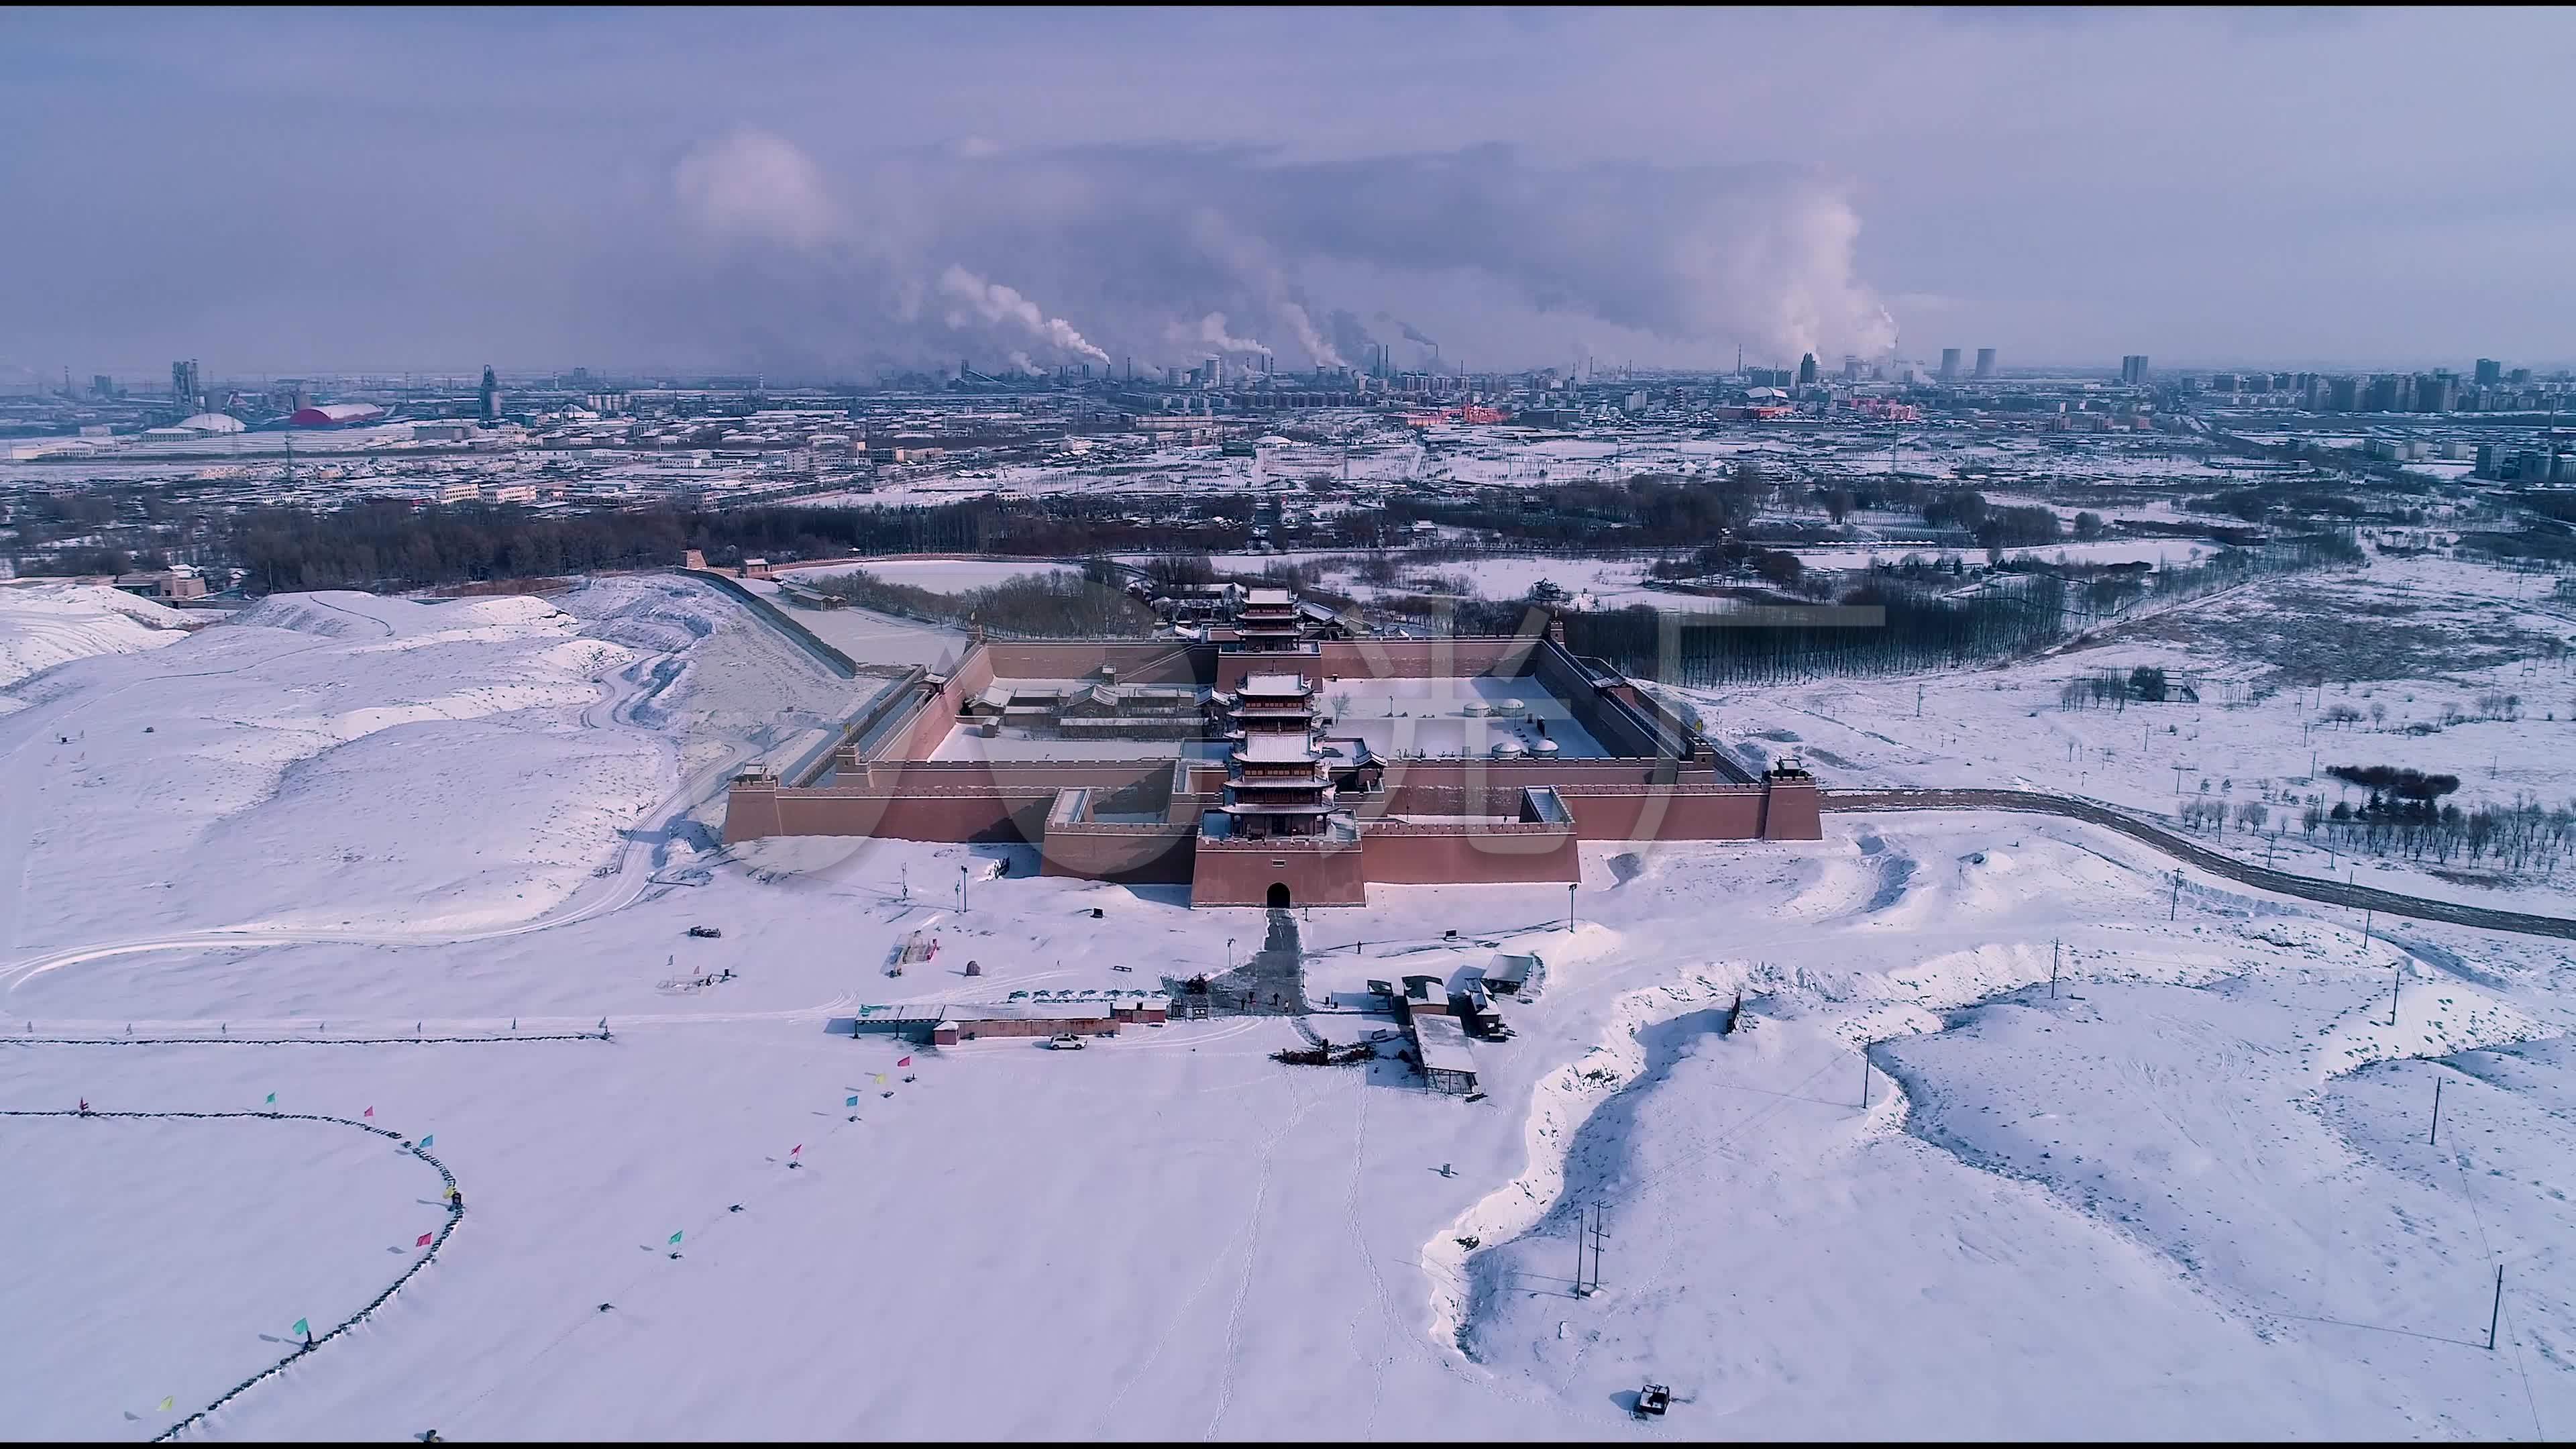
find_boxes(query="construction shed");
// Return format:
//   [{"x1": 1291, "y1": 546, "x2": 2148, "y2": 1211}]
[
  {"x1": 1411, "y1": 1013, "x2": 1479, "y2": 1095},
  {"x1": 1400, "y1": 975, "x2": 1448, "y2": 1018},
  {"x1": 1485, "y1": 953, "x2": 1539, "y2": 994}
]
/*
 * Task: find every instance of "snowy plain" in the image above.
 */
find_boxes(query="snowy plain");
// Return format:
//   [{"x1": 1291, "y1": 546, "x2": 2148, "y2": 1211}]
[{"x1": 3, "y1": 564, "x2": 2572, "y2": 1440}]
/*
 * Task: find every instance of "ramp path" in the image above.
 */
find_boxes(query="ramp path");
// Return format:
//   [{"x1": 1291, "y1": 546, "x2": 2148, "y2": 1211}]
[{"x1": 1823, "y1": 788, "x2": 2576, "y2": 941}]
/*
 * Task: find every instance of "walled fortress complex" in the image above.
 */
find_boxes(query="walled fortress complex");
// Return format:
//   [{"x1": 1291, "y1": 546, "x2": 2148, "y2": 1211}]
[{"x1": 725, "y1": 588, "x2": 1821, "y2": 906}]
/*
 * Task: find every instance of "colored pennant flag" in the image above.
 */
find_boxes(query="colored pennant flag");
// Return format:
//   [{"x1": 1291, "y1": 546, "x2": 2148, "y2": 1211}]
[
  {"x1": 418, "y1": 1134, "x2": 435, "y2": 1148},
  {"x1": 264, "y1": 1093, "x2": 276, "y2": 1105},
  {"x1": 896, "y1": 1055, "x2": 913, "y2": 1068},
  {"x1": 158, "y1": 1397, "x2": 174, "y2": 1412},
  {"x1": 668, "y1": 1230, "x2": 684, "y2": 1246},
  {"x1": 443, "y1": 1187, "x2": 458, "y2": 1201},
  {"x1": 362, "y1": 1106, "x2": 374, "y2": 1118},
  {"x1": 416, "y1": 1232, "x2": 434, "y2": 1248},
  {"x1": 845, "y1": 1095, "x2": 859, "y2": 1108},
  {"x1": 290, "y1": 1318, "x2": 310, "y2": 1338},
  {"x1": 790, "y1": 1144, "x2": 802, "y2": 1156},
  {"x1": 873, "y1": 1073, "x2": 886, "y2": 1083}
]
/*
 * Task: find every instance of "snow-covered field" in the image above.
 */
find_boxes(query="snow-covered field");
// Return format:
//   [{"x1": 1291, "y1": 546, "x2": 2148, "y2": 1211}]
[
  {"x1": 6, "y1": 564, "x2": 2575, "y2": 1440},
  {"x1": 1683, "y1": 551, "x2": 2576, "y2": 912}
]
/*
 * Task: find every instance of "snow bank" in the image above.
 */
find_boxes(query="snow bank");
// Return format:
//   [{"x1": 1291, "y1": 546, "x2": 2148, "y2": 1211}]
[{"x1": 0, "y1": 582, "x2": 195, "y2": 691}]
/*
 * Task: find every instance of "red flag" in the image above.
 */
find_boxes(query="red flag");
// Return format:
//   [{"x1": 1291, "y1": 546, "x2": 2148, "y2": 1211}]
[
  {"x1": 363, "y1": 1106, "x2": 374, "y2": 1118},
  {"x1": 415, "y1": 1232, "x2": 433, "y2": 1247},
  {"x1": 896, "y1": 1055, "x2": 912, "y2": 1068},
  {"x1": 790, "y1": 1144, "x2": 802, "y2": 1155}
]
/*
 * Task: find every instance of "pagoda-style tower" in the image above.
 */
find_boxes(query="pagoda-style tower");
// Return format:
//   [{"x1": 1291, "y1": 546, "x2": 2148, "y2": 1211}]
[
  {"x1": 1230, "y1": 587, "x2": 1304, "y2": 652},
  {"x1": 1218, "y1": 671, "x2": 1334, "y2": 838}
]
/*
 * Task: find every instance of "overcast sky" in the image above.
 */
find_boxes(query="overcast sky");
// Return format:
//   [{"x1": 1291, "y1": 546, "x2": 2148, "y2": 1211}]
[{"x1": 4, "y1": 8, "x2": 2570, "y2": 380}]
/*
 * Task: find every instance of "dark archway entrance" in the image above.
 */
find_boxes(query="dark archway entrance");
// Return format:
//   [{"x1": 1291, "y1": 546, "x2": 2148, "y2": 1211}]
[{"x1": 1267, "y1": 881, "x2": 1291, "y2": 910}]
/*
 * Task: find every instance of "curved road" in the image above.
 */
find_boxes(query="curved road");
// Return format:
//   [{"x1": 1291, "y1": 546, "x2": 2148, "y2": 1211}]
[{"x1": 1822, "y1": 788, "x2": 2576, "y2": 941}]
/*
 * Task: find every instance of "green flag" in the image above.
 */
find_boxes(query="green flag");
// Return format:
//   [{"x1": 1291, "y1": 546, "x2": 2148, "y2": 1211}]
[
  {"x1": 291, "y1": 1318, "x2": 310, "y2": 1338},
  {"x1": 668, "y1": 1230, "x2": 684, "y2": 1246},
  {"x1": 264, "y1": 1093, "x2": 276, "y2": 1105},
  {"x1": 158, "y1": 1397, "x2": 173, "y2": 1412}
]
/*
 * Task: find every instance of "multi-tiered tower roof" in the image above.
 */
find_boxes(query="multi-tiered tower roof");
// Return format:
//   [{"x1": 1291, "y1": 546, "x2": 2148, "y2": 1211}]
[
  {"x1": 1228, "y1": 587, "x2": 1305, "y2": 653},
  {"x1": 1216, "y1": 671, "x2": 1335, "y2": 837}
]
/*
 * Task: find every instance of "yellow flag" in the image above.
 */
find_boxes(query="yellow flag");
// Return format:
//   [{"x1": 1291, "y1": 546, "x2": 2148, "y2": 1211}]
[
  {"x1": 158, "y1": 1397, "x2": 174, "y2": 1411},
  {"x1": 874, "y1": 1073, "x2": 886, "y2": 1083}
]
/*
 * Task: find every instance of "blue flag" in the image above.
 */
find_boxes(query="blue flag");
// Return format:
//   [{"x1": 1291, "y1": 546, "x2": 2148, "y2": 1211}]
[
  {"x1": 845, "y1": 1095, "x2": 859, "y2": 1107},
  {"x1": 418, "y1": 1134, "x2": 434, "y2": 1148}
]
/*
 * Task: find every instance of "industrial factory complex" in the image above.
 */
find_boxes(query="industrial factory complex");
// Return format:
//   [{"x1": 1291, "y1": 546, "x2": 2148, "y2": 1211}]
[{"x1": 724, "y1": 588, "x2": 1821, "y2": 906}]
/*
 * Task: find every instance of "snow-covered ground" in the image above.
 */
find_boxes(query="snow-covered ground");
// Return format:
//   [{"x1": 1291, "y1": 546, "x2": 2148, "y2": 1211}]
[
  {"x1": 7, "y1": 564, "x2": 2575, "y2": 1440},
  {"x1": 1684, "y1": 551, "x2": 2576, "y2": 911},
  {"x1": 0, "y1": 582, "x2": 198, "y2": 694}
]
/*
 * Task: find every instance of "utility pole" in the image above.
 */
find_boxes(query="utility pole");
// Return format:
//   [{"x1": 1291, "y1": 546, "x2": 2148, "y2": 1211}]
[
  {"x1": 1860, "y1": 1051, "x2": 1871, "y2": 1109},
  {"x1": 2488, "y1": 1265, "x2": 2504, "y2": 1351},
  {"x1": 2169, "y1": 870, "x2": 2182, "y2": 920},
  {"x1": 2051, "y1": 940, "x2": 2060, "y2": 998},
  {"x1": 2389, "y1": 963, "x2": 2400, "y2": 1026},
  {"x1": 958, "y1": 864, "x2": 968, "y2": 914},
  {"x1": 1589, "y1": 1203, "x2": 1607, "y2": 1295},
  {"x1": 2429, "y1": 1075, "x2": 2443, "y2": 1146},
  {"x1": 1568, "y1": 882, "x2": 1578, "y2": 932}
]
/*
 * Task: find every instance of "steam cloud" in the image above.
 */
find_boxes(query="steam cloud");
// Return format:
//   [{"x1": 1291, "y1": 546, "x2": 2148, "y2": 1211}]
[
  {"x1": 937, "y1": 265, "x2": 1112, "y2": 366},
  {"x1": 672, "y1": 129, "x2": 839, "y2": 251},
  {"x1": 1192, "y1": 312, "x2": 1272, "y2": 356},
  {"x1": 661, "y1": 137, "x2": 1896, "y2": 373}
]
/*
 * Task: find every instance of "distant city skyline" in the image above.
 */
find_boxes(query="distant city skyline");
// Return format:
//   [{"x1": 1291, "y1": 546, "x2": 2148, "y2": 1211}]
[{"x1": 3, "y1": 9, "x2": 2571, "y2": 378}]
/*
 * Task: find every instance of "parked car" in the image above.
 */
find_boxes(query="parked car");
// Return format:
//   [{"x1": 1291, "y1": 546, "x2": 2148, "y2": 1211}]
[
  {"x1": 1049, "y1": 1032, "x2": 1088, "y2": 1051},
  {"x1": 686, "y1": 926, "x2": 722, "y2": 939}
]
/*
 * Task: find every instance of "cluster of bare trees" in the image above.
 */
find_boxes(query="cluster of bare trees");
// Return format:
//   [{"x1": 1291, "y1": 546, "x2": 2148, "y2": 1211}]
[
  {"x1": 2304, "y1": 794, "x2": 2576, "y2": 875},
  {"x1": 803, "y1": 565, "x2": 1158, "y2": 637}
]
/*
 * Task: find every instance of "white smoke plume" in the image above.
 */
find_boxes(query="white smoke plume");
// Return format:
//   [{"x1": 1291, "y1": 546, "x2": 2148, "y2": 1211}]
[
  {"x1": 649, "y1": 135, "x2": 1898, "y2": 374},
  {"x1": 1195, "y1": 311, "x2": 1271, "y2": 355},
  {"x1": 1276, "y1": 299, "x2": 1344, "y2": 370},
  {"x1": 937, "y1": 264, "x2": 1111, "y2": 364},
  {"x1": 671, "y1": 128, "x2": 839, "y2": 251}
]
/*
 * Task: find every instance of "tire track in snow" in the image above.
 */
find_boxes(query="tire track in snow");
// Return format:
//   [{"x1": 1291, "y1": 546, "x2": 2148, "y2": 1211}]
[{"x1": 1201, "y1": 1073, "x2": 1317, "y2": 1441}]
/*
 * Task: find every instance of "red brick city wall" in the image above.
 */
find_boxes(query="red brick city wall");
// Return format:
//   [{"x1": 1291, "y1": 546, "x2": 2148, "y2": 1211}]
[
  {"x1": 1038, "y1": 823, "x2": 1197, "y2": 883},
  {"x1": 1190, "y1": 840, "x2": 1368, "y2": 906},
  {"x1": 1760, "y1": 777, "x2": 1823, "y2": 840},
  {"x1": 729, "y1": 775, "x2": 1818, "y2": 847},
  {"x1": 1360, "y1": 824, "x2": 1579, "y2": 884}
]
